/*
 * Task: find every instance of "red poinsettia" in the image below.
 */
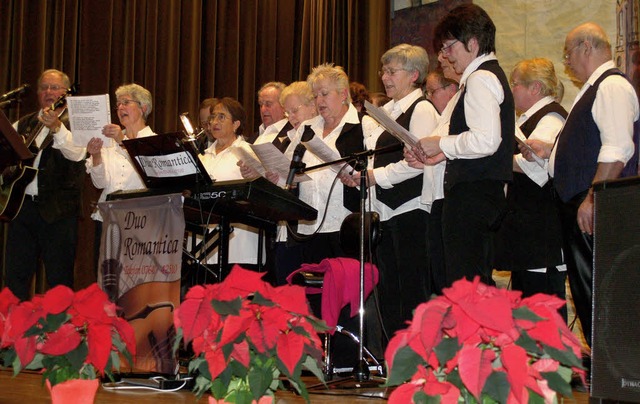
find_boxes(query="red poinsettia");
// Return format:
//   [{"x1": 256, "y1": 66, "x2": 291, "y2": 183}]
[
  {"x1": 174, "y1": 265, "x2": 327, "y2": 403},
  {"x1": 0, "y1": 284, "x2": 136, "y2": 387},
  {"x1": 385, "y1": 277, "x2": 585, "y2": 404}
]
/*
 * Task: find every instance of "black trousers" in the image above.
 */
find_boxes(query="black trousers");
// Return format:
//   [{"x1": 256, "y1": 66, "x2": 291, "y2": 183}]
[
  {"x1": 510, "y1": 267, "x2": 568, "y2": 321},
  {"x1": 5, "y1": 198, "x2": 77, "y2": 300},
  {"x1": 441, "y1": 180, "x2": 507, "y2": 287},
  {"x1": 376, "y1": 209, "x2": 430, "y2": 337},
  {"x1": 558, "y1": 191, "x2": 593, "y2": 347},
  {"x1": 428, "y1": 198, "x2": 446, "y2": 295}
]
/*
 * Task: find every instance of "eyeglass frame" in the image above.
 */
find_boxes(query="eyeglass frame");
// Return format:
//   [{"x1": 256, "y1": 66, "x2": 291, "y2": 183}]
[
  {"x1": 208, "y1": 112, "x2": 231, "y2": 123},
  {"x1": 440, "y1": 39, "x2": 460, "y2": 55},
  {"x1": 38, "y1": 84, "x2": 66, "y2": 92},
  {"x1": 563, "y1": 41, "x2": 584, "y2": 61},
  {"x1": 378, "y1": 67, "x2": 408, "y2": 78},
  {"x1": 284, "y1": 104, "x2": 306, "y2": 118},
  {"x1": 426, "y1": 84, "x2": 450, "y2": 98},
  {"x1": 115, "y1": 99, "x2": 141, "y2": 108}
]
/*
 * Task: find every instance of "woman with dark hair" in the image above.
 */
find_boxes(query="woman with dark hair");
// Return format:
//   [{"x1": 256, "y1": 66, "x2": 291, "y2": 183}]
[
  {"x1": 199, "y1": 97, "x2": 264, "y2": 273},
  {"x1": 349, "y1": 81, "x2": 371, "y2": 113}
]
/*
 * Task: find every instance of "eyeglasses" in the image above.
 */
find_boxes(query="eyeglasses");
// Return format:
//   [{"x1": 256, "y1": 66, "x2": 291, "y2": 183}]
[
  {"x1": 440, "y1": 40, "x2": 459, "y2": 54},
  {"x1": 378, "y1": 67, "x2": 406, "y2": 77},
  {"x1": 563, "y1": 42, "x2": 583, "y2": 61},
  {"x1": 208, "y1": 112, "x2": 230, "y2": 123},
  {"x1": 509, "y1": 80, "x2": 525, "y2": 88},
  {"x1": 284, "y1": 104, "x2": 305, "y2": 118},
  {"x1": 116, "y1": 99, "x2": 141, "y2": 108},
  {"x1": 38, "y1": 84, "x2": 65, "y2": 92},
  {"x1": 426, "y1": 85, "x2": 448, "y2": 98}
]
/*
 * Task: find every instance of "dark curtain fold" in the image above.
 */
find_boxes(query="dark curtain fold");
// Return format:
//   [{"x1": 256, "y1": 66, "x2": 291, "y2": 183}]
[{"x1": 0, "y1": 0, "x2": 389, "y2": 289}]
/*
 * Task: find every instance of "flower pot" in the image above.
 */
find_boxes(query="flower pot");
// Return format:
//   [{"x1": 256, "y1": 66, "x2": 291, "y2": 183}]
[
  {"x1": 46, "y1": 379, "x2": 99, "y2": 404},
  {"x1": 209, "y1": 396, "x2": 273, "y2": 404}
]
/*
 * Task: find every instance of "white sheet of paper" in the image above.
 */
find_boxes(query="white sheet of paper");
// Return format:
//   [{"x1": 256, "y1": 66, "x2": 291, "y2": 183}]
[
  {"x1": 364, "y1": 100, "x2": 418, "y2": 148},
  {"x1": 302, "y1": 135, "x2": 350, "y2": 174},
  {"x1": 229, "y1": 146, "x2": 266, "y2": 178},
  {"x1": 250, "y1": 142, "x2": 311, "y2": 183},
  {"x1": 515, "y1": 129, "x2": 545, "y2": 168},
  {"x1": 66, "y1": 94, "x2": 112, "y2": 146}
]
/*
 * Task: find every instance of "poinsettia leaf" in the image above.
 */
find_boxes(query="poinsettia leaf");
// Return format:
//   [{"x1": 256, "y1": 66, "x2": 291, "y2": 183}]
[
  {"x1": 14, "y1": 336, "x2": 36, "y2": 367},
  {"x1": 482, "y1": 370, "x2": 509, "y2": 403},
  {"x1": 87, "y1": 323, "x2": 113, "y2": 374},
  {"x1": 541, "y1": 371, "x2": 573, "y2": 397},
  {"x1": 65, "y1": 341, "x2": 88, "y2": 373},
  {"x1": 42, "y1": 285, "x2": 74, "y2": 315},
  {"x1": 433, "y1": 336, "x2": 461, "y2": 366},
  {"x1": 412, "y1": 390, "x2": 429, "y2": 404},
  {"x1": 248, "y1": 365, "x2": 273, "y2": 399},
  {"x1": 387, "y1": 382, "x2": 423, "y2": 404},
  {"x1": 211, "y1": 298, "x2": 242, "y2": 316},
  {"x1": 0, "y1": 287, "x2": 19, "y2": 315},
  {"x1": 514, "y1": 329, "x2": 543, "y2": 356},
  {"x1": 527, "y1": 389, "x2": 546, "y2": 404},
  {"x1": 543, "y1": 344, "x2": 582, "y2": 368},
  {"x1": 276, "y1": 331, "x2": 305, "y2": 376},
  {"x1": 250, "y1": 291, "x2": 275, "y2": 307},
  {"x1": 512, "y1": 306, "x2": 545, "y2": 322},
  {"x1": 458, "y1": 344, "x2": 495, "y2": 400},
  {"x1": 205, "y1": 348, "x2": 228, "y2": 381},
  {"x1": 176, "y1": 296, "x2": 213, "y2": 343},
  {"x1": 302, "y1": 354, "x2": 325, "y2": 384},
  {"x1": 385, "y1": 346, "x2": 425, "y2": 387},
  {"x1": 39, "y1": 323, "x2": 81, "y2": 355}
]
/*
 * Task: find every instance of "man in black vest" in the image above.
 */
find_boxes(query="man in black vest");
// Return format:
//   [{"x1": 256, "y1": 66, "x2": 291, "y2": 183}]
[
  {"x1": 415, "y1": 4, "x2": 514, "y2": 287},
  {"x1": 4, "y1": 69, "x2": 86, "y2": 300},
  {"x1": 521, "y1": 23, "x2": 639, "y2": 348},
  {"x1": 246, "y1": 82, "x2": 287, "y2": 144}
]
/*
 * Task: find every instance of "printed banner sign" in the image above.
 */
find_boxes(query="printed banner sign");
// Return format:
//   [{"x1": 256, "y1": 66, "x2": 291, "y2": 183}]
[{"x1": 98, "y1": 193, "x2": 184, "y2": 373}]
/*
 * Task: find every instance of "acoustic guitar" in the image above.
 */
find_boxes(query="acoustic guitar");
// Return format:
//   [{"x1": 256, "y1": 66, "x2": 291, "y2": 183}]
[{"x1": 0, "y1": 85, "x2": 76, "y2": 221}]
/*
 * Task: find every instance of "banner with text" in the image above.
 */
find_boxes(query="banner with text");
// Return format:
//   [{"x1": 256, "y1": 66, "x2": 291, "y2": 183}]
[{"x1": 98, "y1": 193, "x2": 184, "y2": 373}]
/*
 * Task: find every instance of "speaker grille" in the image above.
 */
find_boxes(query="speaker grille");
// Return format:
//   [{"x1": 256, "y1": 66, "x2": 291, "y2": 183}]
[{"x1": 593, "y1": 177, "x2": 640, "y2": 402}]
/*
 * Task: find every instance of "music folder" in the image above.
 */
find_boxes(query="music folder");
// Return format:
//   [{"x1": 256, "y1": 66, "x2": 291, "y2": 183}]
[
  {"x1": 0, "y1": 110, "x2": 33, "y2": 170},
  {"x1": 122, "y1": 132, "x2": 213, "y2": 190}
]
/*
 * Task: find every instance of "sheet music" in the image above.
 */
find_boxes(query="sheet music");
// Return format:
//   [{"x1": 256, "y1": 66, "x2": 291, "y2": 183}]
[
  {"x1": 515, "y1": 128, "x2": 545, "y2": 168},
  {"x1": 250, "y1": 142, "x2": 311, "y2": 183},
  {"x1": 67, "y1": 94, "x2": 112, "y2": 146},
  {"x1": 364, "y1": 100, "x2": 418, "y2": 148},
  {"x1": 229, "y1": 146, "x2": 266, "y2": 177},
  {"x1": 302, "y1": 135, "x2": 347, "y2": 174}
]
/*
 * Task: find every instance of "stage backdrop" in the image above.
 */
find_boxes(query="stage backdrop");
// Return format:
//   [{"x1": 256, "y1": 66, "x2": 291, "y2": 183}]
[{"x1": 98, "y1": 193, "x2": 184, "y2": 373}]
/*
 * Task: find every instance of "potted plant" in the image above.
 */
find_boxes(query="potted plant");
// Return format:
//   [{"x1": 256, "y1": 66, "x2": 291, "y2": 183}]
[
  {"x1": 174, "y1": 265, "x2": 327, "y2": 404},
  {"x1": 0, "y1": 284, "x2": 136, "y2": 403},
  {"x1": 384, "y1": 277, "x2": 586, "y2": 403}
]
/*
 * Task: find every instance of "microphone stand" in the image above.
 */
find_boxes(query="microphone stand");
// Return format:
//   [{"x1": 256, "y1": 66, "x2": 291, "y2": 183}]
[{"x1": 299, "y1": 143, "x2": 401, "y2": 386}]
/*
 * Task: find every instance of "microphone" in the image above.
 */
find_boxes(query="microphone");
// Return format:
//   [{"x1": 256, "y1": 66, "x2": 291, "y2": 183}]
[
  {"x1": 101, "y1": 222, "x2": 122, "y2": 303},
  {"x1": 0, "y1": 84, "x2": 30, "y2": 101},
  {"x1": 285, "y1": 143, "x2": 307, "y2": 191}
]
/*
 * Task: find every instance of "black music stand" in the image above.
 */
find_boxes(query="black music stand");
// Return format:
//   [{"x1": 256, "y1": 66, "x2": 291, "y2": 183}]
[
  {"x1": 294, "y1": 145, "x2": 400, "y2": 389},
  {"x1": 0, "y1": 110, "x2": 33, "y2": 170}
]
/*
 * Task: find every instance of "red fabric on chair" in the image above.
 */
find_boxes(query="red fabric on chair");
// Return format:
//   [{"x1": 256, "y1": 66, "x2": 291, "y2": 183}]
[{"x1": 287, "y1": 257, "x2": 379, "y2": 333}]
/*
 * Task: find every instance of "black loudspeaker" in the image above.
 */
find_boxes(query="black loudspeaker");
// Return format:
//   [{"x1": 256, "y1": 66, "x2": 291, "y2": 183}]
[{"x1": 592, "y1": 176, "x2": 640, "y2": 402}]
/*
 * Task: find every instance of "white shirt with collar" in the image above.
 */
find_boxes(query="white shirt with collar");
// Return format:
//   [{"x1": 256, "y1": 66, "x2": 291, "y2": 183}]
[
  {"x1": 514, "y1": 96, "x2": 565, "y2": 187},
  {"x1": 290, "y1": 104, "x2": 360, "y2": 234},
  {"x1": 198, "y1": 136, "x2": 265, "y2": 265},
  {"x1": 364, "y1": 88, "x2": 438, "y2": 220},
  {"x1": 86, "y1": 126, "x2": 155, "y2": 221},
  {"x1": 549, "y1": 60, "x2": 639, "y2": 177},
  {"x1": 254, "y1": 118, "x2": 289, "y2": 145},
  {"x1": 439, "y1": 52, "x2": 505, "y2": 160}
]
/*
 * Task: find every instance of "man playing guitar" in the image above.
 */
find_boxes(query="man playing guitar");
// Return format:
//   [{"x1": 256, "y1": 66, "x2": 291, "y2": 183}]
[{"x1": 3, "y1": 69, "x2": 86, "y2": 300}]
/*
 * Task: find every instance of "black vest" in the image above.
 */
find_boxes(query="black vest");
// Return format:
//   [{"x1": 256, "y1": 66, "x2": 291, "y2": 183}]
[
  {"x1": 272, "y1": 121, "x2": 293, "y2": 152},
  {"x1": 16, "y1": 110, "x2": 85, "y2": 223},
  {"x1": 373, "y1": 96, "x2": 426, "y2": 209},
  {"x1": 335, "y1": 118, "x2": 365, "y2": 212},
  {"x1": 554, "y1": 68, "x2": 638, "y2": 202},
  {"x1": 445, "y1": 59, "x2": 514, "y2": 191},
  {"x1": 494, "y1": 102, "x2": 567, "y2": 271}
]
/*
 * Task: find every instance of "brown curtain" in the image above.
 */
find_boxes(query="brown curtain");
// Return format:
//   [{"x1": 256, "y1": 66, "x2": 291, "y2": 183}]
[{"x1": 0, "y1": 0, "x2": 389, "y2": 290}]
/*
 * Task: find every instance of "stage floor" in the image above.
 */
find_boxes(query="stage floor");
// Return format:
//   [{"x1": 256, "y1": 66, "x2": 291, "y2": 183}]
[{"x1": 0, "y1": 368, "x2": 590, "y2": 403}]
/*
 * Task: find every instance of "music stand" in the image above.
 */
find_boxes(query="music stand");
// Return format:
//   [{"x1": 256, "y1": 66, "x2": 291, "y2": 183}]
[
  {"x1": 0, "y1": 110, "x2": 33, "y2": 170},
  {"x1": 122, "y1": 132, "x2": 212, "y2": 190}
]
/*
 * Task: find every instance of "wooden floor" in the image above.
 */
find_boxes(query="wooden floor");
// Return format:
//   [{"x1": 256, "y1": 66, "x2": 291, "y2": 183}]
[{"x1": 0, "y1": 368, "x2": 590, "y2": 403}]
